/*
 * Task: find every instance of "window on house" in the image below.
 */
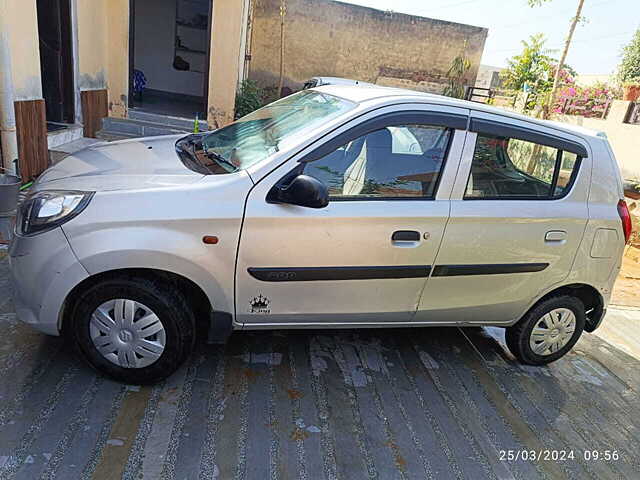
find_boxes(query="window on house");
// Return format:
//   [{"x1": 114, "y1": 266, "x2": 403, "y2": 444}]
[
  {"x1": 304, "y1": 125, "x2": 452, "y2": 199},
  {"x1": 465, "y1": 133, "x2": 580, "y2": 199}
]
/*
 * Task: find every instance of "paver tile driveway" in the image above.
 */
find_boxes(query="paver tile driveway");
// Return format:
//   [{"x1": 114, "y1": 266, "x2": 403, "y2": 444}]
[{"x1": 1, "y1": 253, "x2": 639, "y2": 479}]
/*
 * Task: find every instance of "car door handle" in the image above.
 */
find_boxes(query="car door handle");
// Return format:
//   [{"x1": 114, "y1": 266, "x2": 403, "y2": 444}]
[
  {"x1": 392, "y1": 230, "x2": 420, "y2": 242},
  {"x1": 545, "y1": 230, "x2": 567, "y2": 243}
]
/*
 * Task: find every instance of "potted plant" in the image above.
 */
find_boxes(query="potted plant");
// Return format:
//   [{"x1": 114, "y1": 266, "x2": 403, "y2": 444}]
[
  {"x1": 618, "y1": 29, "x2": 640, "y2": 101},
  {"x1": 622, "y1": 81, "x2": 640, "y2": 101}
]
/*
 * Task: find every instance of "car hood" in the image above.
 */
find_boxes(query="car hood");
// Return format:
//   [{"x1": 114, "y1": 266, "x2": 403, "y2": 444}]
[{"x1": 34, "y1": 135, "x2": 204, "y2": 192}]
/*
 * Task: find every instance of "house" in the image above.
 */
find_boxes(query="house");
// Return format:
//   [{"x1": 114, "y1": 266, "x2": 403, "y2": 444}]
[
  {"x1": 0, "y1": 0, "x2": 487, "y2": 182},
  {"x1": 0, "y1": 0, "x2": 250, "y2": 181}
]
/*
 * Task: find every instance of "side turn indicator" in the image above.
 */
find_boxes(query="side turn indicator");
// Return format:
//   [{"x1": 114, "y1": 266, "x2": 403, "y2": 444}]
[{"x1": 203, "y1": 235, "x2": 219, "y2": 245}]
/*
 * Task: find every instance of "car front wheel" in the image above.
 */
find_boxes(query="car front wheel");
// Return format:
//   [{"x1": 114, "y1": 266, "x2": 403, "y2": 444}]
[
  {"x1": 505, "y1": 295, "x2": 585, "y2": 365},
  {"x1": 65, "y1": 275, "x2": 196, "y2": 384}
]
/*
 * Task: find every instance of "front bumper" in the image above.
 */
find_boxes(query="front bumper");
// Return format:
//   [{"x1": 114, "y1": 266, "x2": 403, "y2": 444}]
[{"x1": 8, "y1": 227, "x2": 89, "y2": 335}]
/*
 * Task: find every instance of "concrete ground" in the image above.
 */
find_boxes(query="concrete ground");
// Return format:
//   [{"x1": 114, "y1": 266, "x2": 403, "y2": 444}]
[{"x1": 1, "y1": 251, "x2": 639, "y2": 480}]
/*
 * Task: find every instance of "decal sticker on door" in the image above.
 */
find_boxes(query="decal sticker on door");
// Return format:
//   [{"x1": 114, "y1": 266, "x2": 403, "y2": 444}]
[{"x1": 249, "y1": 295, "x2": 271, "y2": 314}]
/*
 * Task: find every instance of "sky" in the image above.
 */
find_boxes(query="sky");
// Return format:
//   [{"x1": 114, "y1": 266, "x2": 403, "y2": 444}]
[{"x1": 340, "y1": 0, "x2": 639, "y2": 75}]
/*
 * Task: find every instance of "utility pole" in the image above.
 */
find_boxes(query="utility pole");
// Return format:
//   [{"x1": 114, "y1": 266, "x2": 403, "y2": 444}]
[
  {"x1": 546, "y1": 0, "x2": 585, "y2": 118},
  {"x1": 278, "y1": 0, "x2": 286, "y2": 97}
]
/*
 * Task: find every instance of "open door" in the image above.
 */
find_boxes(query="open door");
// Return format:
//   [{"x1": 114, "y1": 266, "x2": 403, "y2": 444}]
[
  {"x1": 129, "y1": 0, "x2": 211, "y2": 119},
  {"x1": 37, "y1": 0, "x2": 75, "y2": 126}
]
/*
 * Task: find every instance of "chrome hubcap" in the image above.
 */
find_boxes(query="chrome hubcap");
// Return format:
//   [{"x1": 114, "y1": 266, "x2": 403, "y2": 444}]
[
  {"x1": 529, "y1": 308, "x2": 576, "y2": 356},
  {"x1": 89, "y1": 299, "x2": 166, "y2": 369}
]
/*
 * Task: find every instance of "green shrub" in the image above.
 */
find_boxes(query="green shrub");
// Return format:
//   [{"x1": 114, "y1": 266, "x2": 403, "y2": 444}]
[{"x1": 234, "y1": 80, "x2": 266, "y2": 119}]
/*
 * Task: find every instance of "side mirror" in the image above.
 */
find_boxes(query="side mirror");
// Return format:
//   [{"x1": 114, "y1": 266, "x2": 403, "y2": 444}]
[{"x1": 268, "y1": 174, "x2": 329, "y2": 209}]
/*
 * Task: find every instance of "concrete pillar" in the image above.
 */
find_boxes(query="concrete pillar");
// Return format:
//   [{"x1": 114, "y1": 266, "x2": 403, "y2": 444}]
[
  {"x1": 207, "y1": 0, "x2": 248, "y2": 128},
  {"x1": 4, "y1": 0, "x2": 43, "y2": 102},
  {"x1": 1, "y1": 0, "x2": 43, "y2": 176},
  {"x1": 608, "y1": 100, "x2": 632, "y2": 123},
  {"x1": 76, "y1": 0, "x2": 108, "y2": 91},
  {"x1": 0, "y1": 1, "x2": 18, "y2": 174},
  {"x1": 106, "y1": 0, "x2": 130, "y2": 118}
]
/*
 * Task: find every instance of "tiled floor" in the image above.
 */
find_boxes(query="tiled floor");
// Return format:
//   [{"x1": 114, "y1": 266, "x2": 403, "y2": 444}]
[{"x1": 1, "y1": 254, "x2": 639, "y2": 479}]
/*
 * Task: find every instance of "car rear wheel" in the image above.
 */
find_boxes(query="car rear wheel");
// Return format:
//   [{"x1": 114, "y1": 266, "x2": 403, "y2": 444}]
[
  {"x1": 66, "y1": 275, "x2": 196, "y2": 384},
  {"x1": 505, "y1": 295, "x2": 585, "y2": 365}
]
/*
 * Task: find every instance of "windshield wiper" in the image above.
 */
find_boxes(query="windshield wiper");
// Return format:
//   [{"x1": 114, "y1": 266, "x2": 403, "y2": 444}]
[
  {"x1": 204, "y1": 149, "x2": 239, "y2": 172},
  {"x1": 176, "y1": 134, "x2": 238, "y2": 174}
]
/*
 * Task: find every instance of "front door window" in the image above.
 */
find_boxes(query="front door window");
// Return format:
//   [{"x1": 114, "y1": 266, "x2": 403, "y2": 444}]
[{"x1": 304, "y1": 125, "x2": 452, "y2": 199}]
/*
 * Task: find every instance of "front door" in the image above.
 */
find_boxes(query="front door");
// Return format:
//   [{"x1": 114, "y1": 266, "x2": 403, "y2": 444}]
[
  {"x1": 417, "y1": 111, "x2": 590, "y2": 324},
  {"x1": 235, "y1": 106, "x2": 469, "y2": 325}
]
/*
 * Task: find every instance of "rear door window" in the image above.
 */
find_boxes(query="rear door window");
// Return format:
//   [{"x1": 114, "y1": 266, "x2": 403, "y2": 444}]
[{"x1": 465, "y1": 133, "x2": 581, "y2": 199}]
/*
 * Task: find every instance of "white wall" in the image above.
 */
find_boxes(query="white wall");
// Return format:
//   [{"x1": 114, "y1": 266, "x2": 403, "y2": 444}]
[
  {"x1": 134, "y1": 0, "x2": 207, "y2": 97},
  {"x1": 554, "y1": 101, "x2": 640, "y2": 181},
  {"x1": 475, "y1": 65, "x2": 504, "y2": 89}
]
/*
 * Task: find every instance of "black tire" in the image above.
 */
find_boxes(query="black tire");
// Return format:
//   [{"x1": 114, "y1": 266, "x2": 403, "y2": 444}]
[
  {"x1": 505, "y1": 295, "x2": 585, "y2": 365},
  {"x1": 65, "y1": 275, "x2": 196, "y2": 384}
]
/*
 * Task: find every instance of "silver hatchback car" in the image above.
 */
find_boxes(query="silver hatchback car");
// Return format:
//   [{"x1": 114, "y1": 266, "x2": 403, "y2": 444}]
[{"x1": 9, "y1": 86, "x2": 631, "y2": 383}]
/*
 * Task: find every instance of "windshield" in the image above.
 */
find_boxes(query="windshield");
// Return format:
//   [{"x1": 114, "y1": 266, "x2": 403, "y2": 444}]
[{"x1": 176, "y1": 91, "x2": 355, "y2": 174}]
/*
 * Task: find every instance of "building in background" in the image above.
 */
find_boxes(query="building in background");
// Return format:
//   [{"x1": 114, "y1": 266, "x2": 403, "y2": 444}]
[
  {"x1": 249, "y1": 0, "x2": 488, "y2": 94},
  {"x1": 474, "y1": 65, "x2": 505, "y2": 90}
]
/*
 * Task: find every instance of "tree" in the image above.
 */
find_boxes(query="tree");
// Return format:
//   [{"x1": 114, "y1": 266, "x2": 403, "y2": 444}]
[
  {"x1": 618, "y1": 28, "x2": 640, "y2": 84},
  {"x1": 443, "y1": 44, "x2": 471, "y2": 99},
  {"x1": 501, "y1": 34, "x2": 555, "y2": 93},
  {"x1": 527, "y1": 0, "x2": 586, "y2": 118},
  {"x1": 501, "y1": 34, "x2": 575, "y2": 113}
]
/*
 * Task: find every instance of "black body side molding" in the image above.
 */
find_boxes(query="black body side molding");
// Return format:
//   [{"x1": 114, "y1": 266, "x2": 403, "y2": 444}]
[
  {"x1": 248, "y1": 263, "x2": 549, "y2": 282},
  {"x1": 248, "y1": 265, "x2": 432, "y2": 282},
  {"x1": 432, "y1": 263, "x2": 549, "y2": 277}
]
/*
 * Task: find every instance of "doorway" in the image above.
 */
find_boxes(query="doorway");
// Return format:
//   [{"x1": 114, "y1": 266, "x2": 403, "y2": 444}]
[
  {"x1": 36, "y1": 0, "x2": 75, "y2": 130},
  {"x1": 129, "y1": 0, "x2": 211, "y2": 120}
]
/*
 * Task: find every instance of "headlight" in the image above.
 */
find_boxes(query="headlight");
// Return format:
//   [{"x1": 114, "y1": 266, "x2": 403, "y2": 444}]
[{"x1": 16, "y1": 190, "x2": 94, "y2": 236}]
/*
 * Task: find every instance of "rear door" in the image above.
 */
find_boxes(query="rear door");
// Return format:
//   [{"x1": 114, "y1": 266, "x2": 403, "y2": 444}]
[
  {"x1": 417, "y1": 111, "x2": 591, "y2": 324},
  {"x1": 235, "y1": 104, "x2": 469, "y2": 326}
]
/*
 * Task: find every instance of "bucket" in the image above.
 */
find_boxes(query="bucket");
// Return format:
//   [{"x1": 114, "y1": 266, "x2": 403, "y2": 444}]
[{"x1": 0, "y1": 168, "x2": 21, "y2": 215}]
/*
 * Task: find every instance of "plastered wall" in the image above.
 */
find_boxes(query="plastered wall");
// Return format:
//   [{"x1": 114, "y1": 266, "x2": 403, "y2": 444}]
[
  {"x1": 207, "y1": 0, "x2": 247, "y2": 127},
  {"x1": 76, "y1": 0, "x2": 128, "y2": 118},
  {"x1": 249, "y1": 0, "x2": 488, "y2": 93},
  {"x1": 4, "y1": 0, "x2": 42, "y2": 101},
  {"x1": 555, "y1": 101, "x2": 640, "y2": 181}
]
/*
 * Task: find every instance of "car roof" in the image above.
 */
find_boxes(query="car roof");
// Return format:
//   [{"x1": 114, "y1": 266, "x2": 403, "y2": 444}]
[
  {"x1": 312, "y1": 84, "x2": 604, "y2": 140},
  {"x1": 312, "y1": 77, "x2": 376, "y2": 86}
]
